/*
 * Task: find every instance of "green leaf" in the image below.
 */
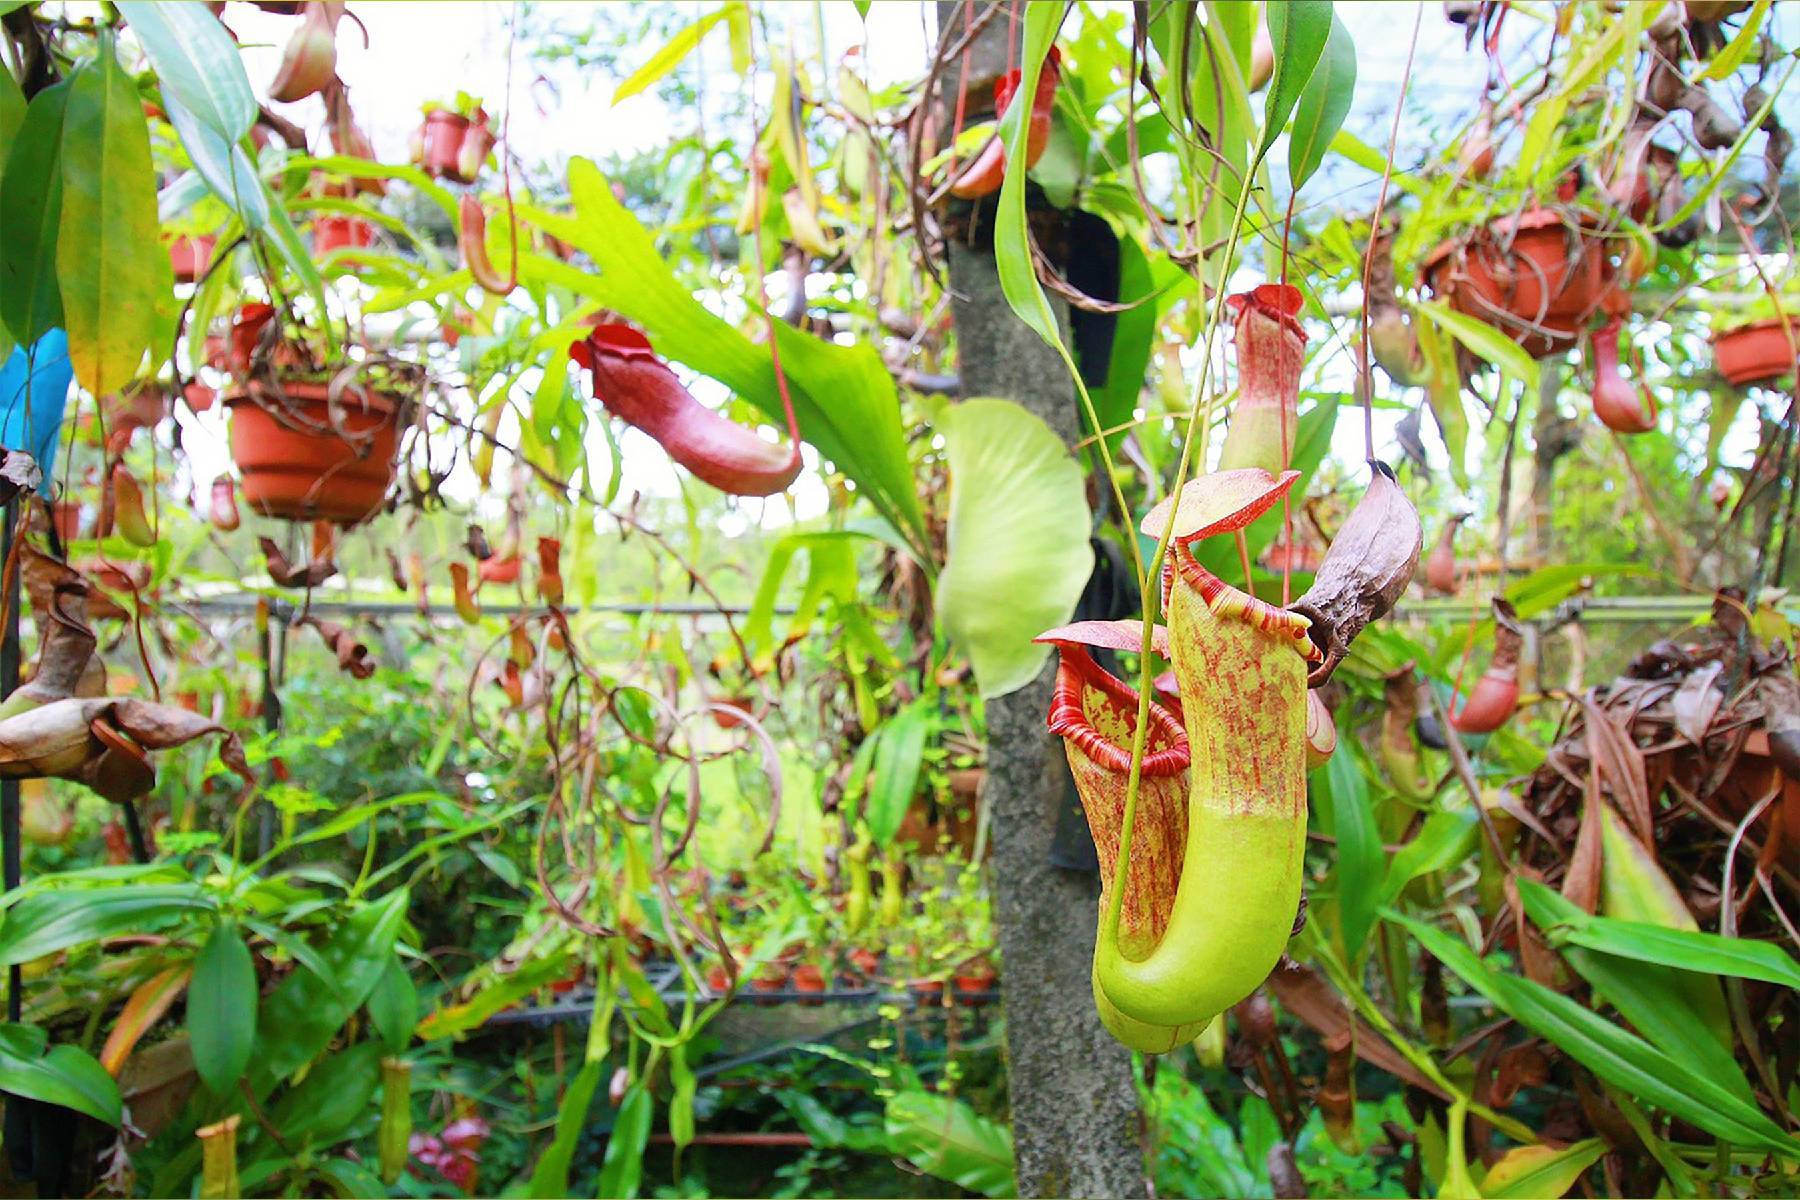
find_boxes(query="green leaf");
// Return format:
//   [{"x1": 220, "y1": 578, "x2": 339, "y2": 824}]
[
  {"x1": 936, "y1": 398, "x2": 1094, "y2": 699},
  {"x1": 0, "y1": 884, "x2": 212, "y2": 964},
  {"x1": 596, "y1": 1083, "x2": 653, "y2": 1200},
  {"x1": 1378, "y1": 802, "x2": 1478, "y2": 910},
  {"x1": 366, "y1": 956, "x2": 417, "y2": 1054},
  {"x1": 669, "y1": 1043, "x2": 696, "y2": 1155},
  {"x1": 530, "y1": 1059, "x2": 603, "y2": 1198},
  {"x1": 866, "y1": 698, "x2": 931, "y2": 845},
  {"x1": 1258, "y1": 1, "x2": 1334, "y2": 162},
  {"x1": 117, "y1": 2, "x2": 257, "y2": 142},
  {"x1": 1551, "y1": 909, "x2": 1800, "y2": 991},
  {"x1": 1698, "y1": 0, "x2": 1771, "y2": 80},
  {"x1": 160, "y1": 91, "x2": 267, "y2": 230},
  {"x1": 253, "y1": 888, "x2": 409, "y2": 1088},
  {"x1": 993, "y1": 3, "x2": 1066, "y2": 350},
  {"x1": 0, "y1": 65, "x2": 24, "y2": 172},
  {"x1": 1286, "y1": 13, "x2": 1355, "y2": 191},
  {"x1": 1414, "y1": 299, "x2": 1540, "y2": 392},
  {"x1": 1393, "y1": 912, "x2": 1799, "y2": 1158},
  {"x1": 885, "y1": 1089, "x2": 1015, "y2": 1198},
  {"x1": 0, "y1": 78, "x2": 72, "y2": 346},
  {"x1": 413, "y1": 951, "x2": 572, "y2": 1041},
  {"x1": 57, "y1": 40, "x2": 168, "y2": 396},
  {"x1": 1316, "y1": 740, "x2": 1380, "y2": 959},
  {"x1": 525, "y1": 160, "x2": 926, "y2": 554},
  {"x1": 1480, "y1": 1140, "x2": 1606, "y2": 1199},
  {"x1": 189, "y1": 921, "x2": 258, "y2": 1096},
  {"x1": 270, "y1": 1040, "x2": 382, "y2": 1147},
  {"x1": 612, "y1": 4, "x2": 740, "y2": 103},
  {"x1": 0, "y1": 1029, "x2": 121, "y2": 1126}
]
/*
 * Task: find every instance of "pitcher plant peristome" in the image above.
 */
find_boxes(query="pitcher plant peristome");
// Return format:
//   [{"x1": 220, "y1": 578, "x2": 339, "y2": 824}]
[{"x1": 1033, "y1": 619, "x2": 1208, "y2": 1053}]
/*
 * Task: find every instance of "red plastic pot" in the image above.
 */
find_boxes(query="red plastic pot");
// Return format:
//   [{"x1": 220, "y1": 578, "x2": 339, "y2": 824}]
[
  {"x1": 1422, "y1": 209, "x2": 1613, "y2": 359},
  {"x1": 1713, "y1": 318, "x2": 1798, "y2": 387},
  {"x1": 953, "y1": 967, "x2": 997, "y2": 1007},
  {"x1": 749, "y1": 970, "x2": 786, "y2": 1007},
  {"x1": 224, "y1": 380, "x2": 404, "y2": 525},
  {"x1": 790, "y1": 963, "x2": 827, "y2": 1006},
  {"x1": 168, "y1": 234, "x2": 216, "y2": 284},
  {"x1": 907, "y1": 978, "x2": 946, "y2": 1006},
  {"x1": 422, "y1": 109, "x2": 473, "y2": 181},
  {"x1": 313, "y1": 216, "x2": 375, "y2": 257},
  {"x1": 847, "y1": 947, "x2": 880, "y2": 978}
]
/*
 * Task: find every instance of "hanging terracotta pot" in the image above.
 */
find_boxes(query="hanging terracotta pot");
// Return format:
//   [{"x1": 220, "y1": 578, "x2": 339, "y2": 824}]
[
  {"x1": 313, "y1": 215, "x2": 376, "y2": 257},
  {"x1": 168, "y1": 234, "x2": 217, "y2": 284},
  {"x1": 1421, "y1": 209, "x2": 1612, "y2": 359},
  {"x1": 1713, "y1": 318, "x2": 1798, "y2": 387},
  {"x1": 224, "y1": 380, "x2": 404, "y2": 525},
  {"x1": 420, "y1": 108, "x2": 488, "y2": 183}
]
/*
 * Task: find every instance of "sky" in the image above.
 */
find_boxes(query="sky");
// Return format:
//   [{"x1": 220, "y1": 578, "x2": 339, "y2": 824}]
[{"x1": 187, "y1": 2, "x2": 1788, "y2": 520}]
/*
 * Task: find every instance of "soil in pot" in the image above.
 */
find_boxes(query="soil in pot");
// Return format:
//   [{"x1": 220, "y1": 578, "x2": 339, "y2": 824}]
[
  {"x1": 225, "y1": 379, "x2": 404, "y2": 525},
  {"x1": 1422, "y1": 209, "x2": 1613, "y2": 359},
  {"x1": 1713, "y1": 318, "x2": 1798, "y2": 386}
]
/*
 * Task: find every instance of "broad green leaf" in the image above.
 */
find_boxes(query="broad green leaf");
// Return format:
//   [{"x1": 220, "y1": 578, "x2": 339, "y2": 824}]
[
  {"x1": 529, "y1": 1059, "x2": 603, "y2": 1198},
  {"x1": 1315, "y1": 740, "x2": 1380, "y2": 960},
  {"x1": 160, "y1": 91, "x2": 267, "y2": 230},
  {"x1": 1481, "y1": 1139, "x2": 1606, "y2": 1199},
  {"x1": 1258, "y1": 1, "x2": 1333, "y2": 162},
  {"x1": 253, "y1": 888, "x2": 409, "y2": 1087},
  {"x1": 612, "y1": 4, "x2": 741, "y2": 104},
  {"x1": 742, "y1": 531, "x2": 866, "y2": 666},
  {"x1": 270, "y1": 1040, "x2": 382, "y2": 1147},
  {"x1": 596, "y1": 1083, "x2": 653, "y2": 1199},
  {"x1": 189, "y1": 921, "x2": 257, "y2": 1096},
  {"x1": 1286, "y1": 13, "x2": 1355, "y2": 191},
  {"x1": 0, "y1": 1029, "x2": 121, "y2": 1126},
  {"x1": 1415, "y1": 318, "x2": 1470, "y2": 489},
  {"x1": 523, "y1": 159, "x2": 926, "y2": 554},
  {"x1": 936, "y1": 398, "x2": 1094, "y2": 699},
  {"x1": 259, "y1": 183, "x2": 332, "y2": 347},
  {"x1": 0, "y1": 79, "x2": 72, "y2": 346},
  {"x1": 289, "y1": 154, "x2": 458, "y2": 223},
  {"x1": 1394, "y1": 913, "x2": 1798, "y2": 1158},
  {"x1": 117, "y1": 2, "x2": 256, "y2": 142},
  {"x1": 57, "y1": 41, "x2": 167, "y2": 395},
  {"x1": 0, "y1": 66, "x2": 24, "y2": 169},
  {"x1": 0, "y1": 884, "x2": 211, "y2": 964},
  {"x1": 866, "y1": 698, "x2": 931, "y2": 846},
  {"x1": 885, "y1": 1089, "x2": 1015, "y2": 1198},
  {"x1": 1090, "y1": 240, "x2": 1189, "y2": 451},
  {"x1": 366, "y1": 956, "x2": 417, "y2": 1054},
  {"x1": 994, "y1": 2, "x2": 1067, "y2": 350}
]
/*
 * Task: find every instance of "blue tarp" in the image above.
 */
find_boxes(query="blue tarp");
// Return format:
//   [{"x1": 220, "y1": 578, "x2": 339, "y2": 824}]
[{"x1": 0, "y1": 330, "x2": 73, "y2": 493}]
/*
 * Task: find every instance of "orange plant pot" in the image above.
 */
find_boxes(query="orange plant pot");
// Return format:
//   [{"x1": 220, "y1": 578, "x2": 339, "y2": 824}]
[
  {"x1": 313, "y1": 216, "x2": 375, "y2": 257},
  {"x1": 1713, "y1": 319, "x2": 1798, "y2": 387},
  {"x1": 168, "y1": 234, "x2": 217, "y2": 284},
  {"x1": 421, "y1": 110, "x2": 472, "y2": 181},
  {"x1": 1422, "y1": 209, "x2": 1612, "y2": 359},
  {"x1": 225, "y1": 380, "x2": 403, "y2": 525},
  {"x1": 790, "y1": 963, "x2": 827, "y2": 1007}
]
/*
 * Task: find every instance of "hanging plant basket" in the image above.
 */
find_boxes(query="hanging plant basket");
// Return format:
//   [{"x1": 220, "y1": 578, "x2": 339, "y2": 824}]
[
  {"x1": 1422, "y1": 209, "x2": 1616, "y2": 359},
  {"x1": 313, "y1": 216, "x2": 375, "y2": 257},
  {"x1": 1712, "y1": 318, "x2": 1798, "y2": 386},
  {"x1": 224, "y1": 378, "x2": 406, "y2": 525}
]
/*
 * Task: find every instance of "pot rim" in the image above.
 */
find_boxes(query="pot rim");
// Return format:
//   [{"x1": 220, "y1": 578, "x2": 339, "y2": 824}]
[
  {"x1": 1420, "y1": 206, "x2": 1591, "y2": 278},
  {"x1": 223, "y1": 377, "x2": 406, "y2": 420},
  {"x1": 1712, "y1": 314, "x2": 1800, "y2": 342}
]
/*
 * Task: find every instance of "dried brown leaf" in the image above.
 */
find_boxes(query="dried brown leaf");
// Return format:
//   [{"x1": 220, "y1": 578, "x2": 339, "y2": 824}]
[{"x1": 1289, "y1": 463, "x2": 1422, "y2": 686}]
